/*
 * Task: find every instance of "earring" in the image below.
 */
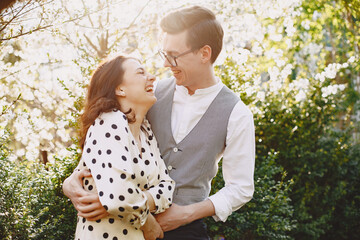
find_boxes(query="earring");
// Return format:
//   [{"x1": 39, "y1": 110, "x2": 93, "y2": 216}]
[{"x1": 116, "y1": 89, "x2": 126, "y2": 97}]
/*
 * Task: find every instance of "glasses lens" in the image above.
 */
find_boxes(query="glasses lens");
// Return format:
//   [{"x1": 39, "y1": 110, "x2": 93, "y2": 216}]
[
  {"x1": 159, "y1": 51, "x2": 165, "y2": 60},
  {"x1": 159, "y1": 51, "x2": 176, "y2": 66}
]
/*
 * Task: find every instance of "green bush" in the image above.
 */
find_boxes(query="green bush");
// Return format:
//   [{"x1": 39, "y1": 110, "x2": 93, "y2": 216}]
[
  {"x1": 254, "y1": 80, "x2": 360, "y2": 239},
  {"x1": 0, "y1": 131, "x2": 31, "y2": 239},
  {"x1": 26, "y1": 155, "x2": 79, "y2": 239},
  {"x1": 207, "y1": 41, "x2": 360, "y2": 238},
  {"x1": 0, "y1": 132, "x2": 79, "y2": 240},
  {"x1": 206, "y1": 153, "x2": 295, "y2": 240}
]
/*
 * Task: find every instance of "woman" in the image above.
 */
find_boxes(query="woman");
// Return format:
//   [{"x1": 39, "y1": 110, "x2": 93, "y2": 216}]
[{"x1": 73, "y1": 55, "x2": 175, "y2": 239}]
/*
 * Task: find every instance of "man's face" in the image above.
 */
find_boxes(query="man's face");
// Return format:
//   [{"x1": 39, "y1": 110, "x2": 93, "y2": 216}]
[{"x1": 161, "y1": 31, "x2": 201, "y2": 88}]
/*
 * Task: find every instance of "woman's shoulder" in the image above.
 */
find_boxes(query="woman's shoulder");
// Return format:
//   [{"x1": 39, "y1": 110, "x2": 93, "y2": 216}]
[{"x1": 96, "y1": 109, "x2": 129, "y2": 127}]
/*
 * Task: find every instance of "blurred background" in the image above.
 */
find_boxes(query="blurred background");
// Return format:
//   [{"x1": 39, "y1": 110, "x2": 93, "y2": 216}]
[{"x1": 0, "y1": 0, "x2": 359, "y2": 239}]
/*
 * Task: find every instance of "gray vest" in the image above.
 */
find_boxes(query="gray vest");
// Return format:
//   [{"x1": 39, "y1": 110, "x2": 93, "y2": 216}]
[{"x1": 147, "y1": 78, "x2": 239, "y2": 205}]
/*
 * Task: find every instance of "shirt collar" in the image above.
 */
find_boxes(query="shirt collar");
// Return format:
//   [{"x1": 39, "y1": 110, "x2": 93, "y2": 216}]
[{"x1": 175, "y1": 77, "x2": 223, "y2": 96}]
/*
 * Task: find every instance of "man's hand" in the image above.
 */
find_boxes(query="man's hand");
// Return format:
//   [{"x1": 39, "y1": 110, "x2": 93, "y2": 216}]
[
  {"x1": 154, "y1": 203, "x2": 191, "y2": 232},
  {"x1": 76, "y1": 194, "x2": 109, "y2": 220},
  {"x1": 141, "y1": 214, "x2": 164, "y2": 240},
  {"x1": 62, "y1": 169, "x2": 108, "y2": 221},
  {"x1": 155, "y1": 200, "x2": 216, "y2": 232}
]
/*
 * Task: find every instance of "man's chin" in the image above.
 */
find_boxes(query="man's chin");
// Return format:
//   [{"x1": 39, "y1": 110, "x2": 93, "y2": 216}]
[{"x1": 174, "y1": 76, "x2": 184, "y2": 86}]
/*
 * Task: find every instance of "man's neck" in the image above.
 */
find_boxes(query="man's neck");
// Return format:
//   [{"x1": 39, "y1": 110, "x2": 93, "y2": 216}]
[{"x1": 185, "y1": 70, "x2": 218, "y2": 95}]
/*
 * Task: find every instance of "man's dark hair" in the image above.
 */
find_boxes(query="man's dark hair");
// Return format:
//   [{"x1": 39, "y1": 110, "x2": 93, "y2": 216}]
[{"x1": 160, "y1": 6, "x2": 224, "y2": 63}]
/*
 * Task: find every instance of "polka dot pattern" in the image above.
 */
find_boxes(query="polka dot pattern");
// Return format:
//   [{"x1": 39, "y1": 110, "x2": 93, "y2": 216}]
[{"x1": 74, "y1": 111, "x2": 174, "y2": 239}]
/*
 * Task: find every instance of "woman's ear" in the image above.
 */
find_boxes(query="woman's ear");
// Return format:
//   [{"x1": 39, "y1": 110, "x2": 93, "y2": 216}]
[
  {"x1": 115, "y1": 86, "x2": 126, "y2": 97},
  {"x1": 200, "y1": 45, "x2": 212, "y2": 63}
]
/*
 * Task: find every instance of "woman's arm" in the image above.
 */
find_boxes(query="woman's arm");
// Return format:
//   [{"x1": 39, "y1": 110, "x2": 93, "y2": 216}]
[{"x1": 146, "y1": 156, "x2": 175, "y2": 214}]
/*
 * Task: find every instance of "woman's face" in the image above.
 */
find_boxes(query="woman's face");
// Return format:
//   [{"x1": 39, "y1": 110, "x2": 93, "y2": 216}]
[{"x1": 118, "y1": 58, "x2": 156, "y2": 108}]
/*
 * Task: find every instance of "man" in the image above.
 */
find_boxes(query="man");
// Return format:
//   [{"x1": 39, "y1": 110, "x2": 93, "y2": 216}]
[{"x1": 63, "y1": 5, "x2": 255, "y2": 240}]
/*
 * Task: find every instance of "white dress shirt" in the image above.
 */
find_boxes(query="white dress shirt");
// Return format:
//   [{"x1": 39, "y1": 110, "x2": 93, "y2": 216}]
[{"x1": 170, "y1": 78, "x2": 255, "y2": 222}]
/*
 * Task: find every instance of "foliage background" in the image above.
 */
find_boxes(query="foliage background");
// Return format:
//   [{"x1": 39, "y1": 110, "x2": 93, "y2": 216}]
[{"x1": 0, "y1": 0, "x2": 359, "y2": 239}]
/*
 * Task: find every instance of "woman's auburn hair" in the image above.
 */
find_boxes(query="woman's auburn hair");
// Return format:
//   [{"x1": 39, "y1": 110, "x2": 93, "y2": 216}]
[{"x1": 79, "y1": 55, "x2": 135, "y2": 150}]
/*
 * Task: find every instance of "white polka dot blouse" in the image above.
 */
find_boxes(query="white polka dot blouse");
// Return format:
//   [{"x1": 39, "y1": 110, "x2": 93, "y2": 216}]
[{"x1": 74, "y1": 110, "x2": 175, "y2": 240}]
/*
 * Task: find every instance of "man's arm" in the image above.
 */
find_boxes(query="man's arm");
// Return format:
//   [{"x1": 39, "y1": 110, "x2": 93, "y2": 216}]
[
  {"x1": 208, "y1": 102, "x2": 255, "y2": 221},
  {"x1": 155, "y1": 200, "x2": 215, "y2": 232},
  {"x1": 62, "y1": 168, "x2": 108, "y2": 220}
]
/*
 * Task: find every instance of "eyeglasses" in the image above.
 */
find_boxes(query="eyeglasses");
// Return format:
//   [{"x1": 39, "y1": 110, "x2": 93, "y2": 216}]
[{"x1": 158, "y1": 49, "x2": 193, "y2": 67}]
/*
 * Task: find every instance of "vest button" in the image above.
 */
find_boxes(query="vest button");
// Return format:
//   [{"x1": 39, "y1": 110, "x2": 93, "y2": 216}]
[
  {"x1": 173, "y1": 147, "x2": 178, "y2": 153},
  {"x1": 168, "y1": 165, "x2": 173, "y2": 171}
]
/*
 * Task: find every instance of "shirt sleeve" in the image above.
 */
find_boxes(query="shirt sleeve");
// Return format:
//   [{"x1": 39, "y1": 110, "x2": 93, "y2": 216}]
[
  {"x1": 82, "y1": 110, "x2": 149, "y2": 227},
  {"x1": 143, "y1": 120, "x2": 175, "y2": 214},
  {"x1": 208, "y1": 101, "x2": 255, "y2": 222}
]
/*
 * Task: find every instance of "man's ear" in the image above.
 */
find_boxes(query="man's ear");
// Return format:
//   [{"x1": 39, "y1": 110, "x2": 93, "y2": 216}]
[
  {"x1": 200, "y1": 45, "x2": 212, "y2": 63},
  {"x1": 115, "y1": 86, "x2": 126, "y2": 97}
]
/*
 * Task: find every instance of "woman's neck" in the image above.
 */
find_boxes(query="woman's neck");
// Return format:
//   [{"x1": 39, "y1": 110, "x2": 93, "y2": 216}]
[
  {"x1": 122, "y1": 104, "x2": 147, "y2": 140},
  {"x1": 128, "y1": 108, "x2": 147, "y2": 155},
  {"x1": 129, "y1": 118, "x2": 143, "y2": 140},
  {"x1": 117, "y1": 96, "x2": 152, "y2": 140}
]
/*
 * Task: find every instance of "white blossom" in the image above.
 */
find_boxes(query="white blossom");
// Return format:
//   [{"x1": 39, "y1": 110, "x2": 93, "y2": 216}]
[
  {"x1": 280, "y1": 64, "x2": 293, "y2": 79},
  {"x1": 324, "y1": 63, "x2": 340, "y2": 79},
  {"x1": 269, "y1": 66, "x2": 280, "y2": 81},
  {"x1": 315, "y1": 73, "x2": 326, "y2": 82},
  {"x1": 312, "y1": 10, "x2": 322, "y2": 21},
  {"x1": 321, "y1": 84, "x2": 346, "y2": 98},
  {"x1": 295, "y1": 90, "x2": 307, "y2": 102},
  {"x1": 284, "y1": 17, "x2": 296, "y2": 37},
  {"x1": 290, "y1": 78, "x2": 310, "y2": 91},
  {"x1": 301, "y1": 19, "x2": 311, "y2": 30},
  {"x1": 256, "y1": 91, "x2": 266, "y2": 101},
  {"x1": 348, "y1": 56, "x2": 355, "y2": 63},
  {"x1": 237, "y1": 48, "x2": 251, "y2": 65},
  {"x1": 269, "y1": 80, "x2": 283, "y2": 92}
]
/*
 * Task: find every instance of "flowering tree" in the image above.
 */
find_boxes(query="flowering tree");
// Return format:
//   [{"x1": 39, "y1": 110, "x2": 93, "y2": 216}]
[{"x1": 0, "y1": 0, "x2": 359, "y2": 239}]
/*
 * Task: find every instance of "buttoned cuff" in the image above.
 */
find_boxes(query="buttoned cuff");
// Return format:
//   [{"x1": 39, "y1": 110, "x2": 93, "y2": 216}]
[
  {"x1": 208, "y1": 193, "x2": 231, "y2": 222},
  {"x1": 147, "y1": 187, "x2": 171, "y2": 214}
]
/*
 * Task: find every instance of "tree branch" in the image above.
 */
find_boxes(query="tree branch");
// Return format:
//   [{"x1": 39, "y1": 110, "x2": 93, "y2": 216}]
[
  {"x1": 0, "y1": 0, "x2": 31, "y2": 33},
  {"x1": 1, "y1": 1, "x2": 115, "y2": 42},
  {"x1": 0, "y1": 24, "x2": 52, "y2": 41},
  {"x1": 0, "y1": 93, "x2": 21, "y2": 117},
  {"x1": 84, "y1": 33, "x2": 101, "y2": 56}
]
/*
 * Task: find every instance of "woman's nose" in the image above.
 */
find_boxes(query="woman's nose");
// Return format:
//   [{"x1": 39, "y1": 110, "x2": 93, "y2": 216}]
[{"x1": 147, "y1": 74, "x2": 155, "y2": 82}]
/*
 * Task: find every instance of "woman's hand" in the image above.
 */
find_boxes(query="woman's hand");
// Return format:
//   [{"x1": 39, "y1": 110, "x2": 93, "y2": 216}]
[
  {"x1": 62, "y1": 168, "x2": 108, "y2": 220},
  {"x1": 141, "y1": 214, "x2": 164, "y2": 240}
]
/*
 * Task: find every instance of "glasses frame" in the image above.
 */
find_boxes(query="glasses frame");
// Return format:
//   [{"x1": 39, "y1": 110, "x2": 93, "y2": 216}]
[{"x1": 158, "y1": 49, "x2": 194, "y2": 67}]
